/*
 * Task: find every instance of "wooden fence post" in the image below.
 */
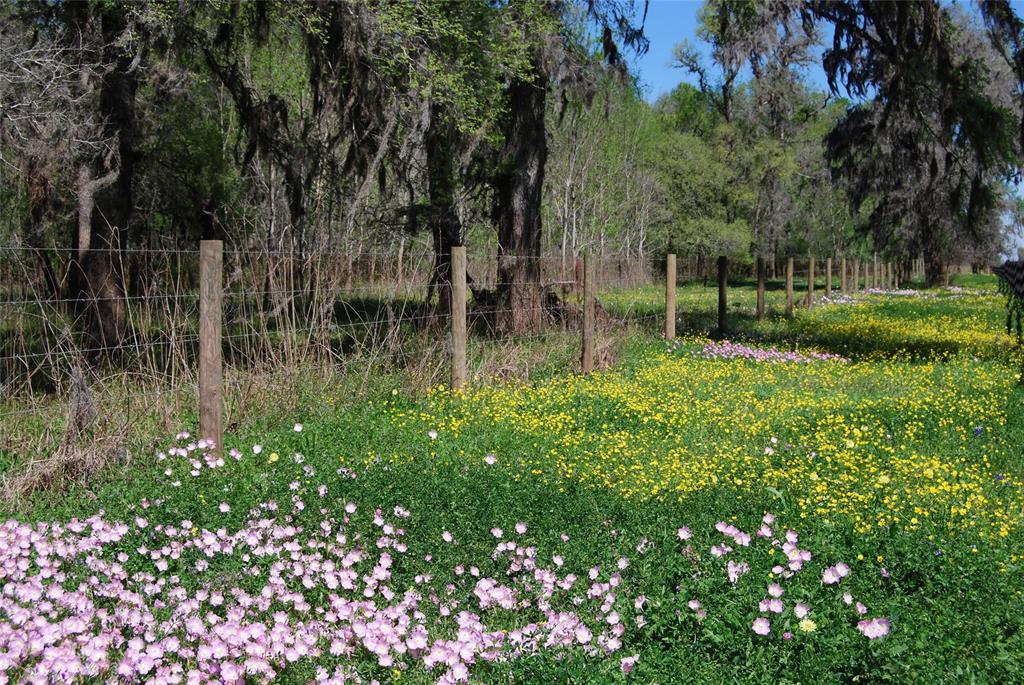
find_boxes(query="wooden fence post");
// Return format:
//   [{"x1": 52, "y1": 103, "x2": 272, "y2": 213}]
[
  {"x1": 840, "y1": 256, "x2": 847, "y2": 294},
  {"x1": 852, "y1": 258, "x2": 860, "y2": 294},
  {"x1": 717, "y1": 255, "x2": 728, "y2": 337},
  {"x1": 806, "y1": 256, "x2": 815, "y2": 310},
  {"x1": 451, "y1": 245, "x2": 467, "y2": 390},
  {"x1": 665, "y1": 253, "x2": 676, "y2": 340},
  {"x1": 756, "y1": 255, "x2": 766, "y2": 322},
  {"x1": 864, "y1": 262, "x2": 870, "y2": 292},
  {"x1": 785, "y1": 257, "x2": 794, "y2": 318},
  {"x1": 199, "y1": 239, "x2": 223, "y2": 453},
  {"x1": 825, "y1": 257, "x2": 832, "y2": 299},
  {"x1": 582, "y1": 252, "x2": 594, "y2": 373},
  {"x1": 872, "y1": 252, "x2": 879, "y2": 289}
]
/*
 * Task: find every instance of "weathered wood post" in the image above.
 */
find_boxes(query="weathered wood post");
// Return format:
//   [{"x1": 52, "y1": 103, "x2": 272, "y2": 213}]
[
  {"x1": 451, "y1": 245, "x2": 467, "y2": 390},
  {"x1": 582, "y1": 252, "x2": 594, "y2": 373},
  {"x1": 717, "y1": 255, "x2": 728, "y2": 337},
  {"x1": 806, "y1": 256, "x2": 815, "y2": 310},
  {"x1": 840, "y1": 256, "x2": 847, "y2": 294},
  {"x1": 756, "y1": 255, "x2": 766, "y2": 322},
  {"x1": 665, "y1": 253, "x2": 676, "y2": 340},
  {"x1": 199, "y1": 239, "x2": 223, "y2": 453},
  {"x1": 853, "y1": 258, "x2": 860, "y2": 294},
  {"x1": 825, "y1": 257, "x2": 832, "y2": 299},
  {"x1": 864, "y1": 262, "x2": 870, "y2": 292},
  {"x1": 785, "y1": 257, "x2": 794, "y2": 318}
]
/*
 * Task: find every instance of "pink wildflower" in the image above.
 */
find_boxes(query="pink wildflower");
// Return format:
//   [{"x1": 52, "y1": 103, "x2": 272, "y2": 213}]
[{"x1": 857, "y1": 617, "x2": 891, "y2": 639}]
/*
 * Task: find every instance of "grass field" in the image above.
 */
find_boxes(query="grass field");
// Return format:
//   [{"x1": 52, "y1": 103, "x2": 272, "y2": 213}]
[{"x1": 2, "y1": 275, "x2": 1023, "y2": 684}]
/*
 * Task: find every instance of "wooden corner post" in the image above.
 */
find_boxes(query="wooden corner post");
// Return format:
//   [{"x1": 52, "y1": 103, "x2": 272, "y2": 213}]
[
  {"x1": 825, "y1": 257, "x2": 832, "y2": 299},
  {"x1": 807, "y1": 256, "x2": 815, "y2": 310},
  {"x1": 665, "y1": 253, "x2": 676, "y2": 340},
  {"x1": 451, "y1": 245, "x2": 467, "y2": 390},
  {"x1": 582, "y1": 252, "x2": 595, "y2": 373},
  {"x1": 199, "y1": 239, "x2": 223, "y2": 453}
]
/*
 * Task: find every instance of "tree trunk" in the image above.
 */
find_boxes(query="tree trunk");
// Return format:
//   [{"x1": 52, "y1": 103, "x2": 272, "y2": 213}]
[
  {"x1": 923, "y1": 229, "x2": 946, "y2": 288},
  {"x1": 73, "y1": 7, "x2": 137, "y2": 360},
  {"x1": 492, "y1": 62, "x2": 547, "y2": 335},
  {"x1": 23, "y1": 160, "x2": 60, "y2": 301},
  {"x1": 425, "y1": 102, "x2": 463, "y2": 318}
]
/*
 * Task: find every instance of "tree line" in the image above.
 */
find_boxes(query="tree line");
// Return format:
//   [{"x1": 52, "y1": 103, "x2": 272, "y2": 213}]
[{"x1": 2, "y1": 0, "x2": 1024, "y2": 355}]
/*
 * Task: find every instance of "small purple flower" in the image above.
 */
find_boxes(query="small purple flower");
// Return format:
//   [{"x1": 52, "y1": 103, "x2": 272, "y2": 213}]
[{"x1": 974, "y1": 426, "x2": 984, "y2": 436}]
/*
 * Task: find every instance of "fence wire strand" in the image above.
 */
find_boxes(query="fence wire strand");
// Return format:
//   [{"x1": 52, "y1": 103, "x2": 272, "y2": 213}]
[{"x1": 0, "y1": 246, "x2": 693, "y2": 450}]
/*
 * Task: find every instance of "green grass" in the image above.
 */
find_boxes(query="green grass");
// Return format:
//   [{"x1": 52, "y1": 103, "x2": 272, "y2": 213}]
[{"x1": 3, "y1": 275, "x2": 1023, "y2": 684}]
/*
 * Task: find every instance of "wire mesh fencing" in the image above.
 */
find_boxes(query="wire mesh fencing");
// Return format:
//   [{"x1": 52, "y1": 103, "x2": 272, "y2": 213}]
[
  {"x1": 0, "y1": 243, "x2": 915, "y2": 472},
  {"x1": 0, "y1": 243, "x2": 664, "y2": 465}
]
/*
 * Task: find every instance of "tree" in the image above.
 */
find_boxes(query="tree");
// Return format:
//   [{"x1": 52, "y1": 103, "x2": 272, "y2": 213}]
[
  {"x1": 801, "y1": 1, "x2": 1021, "y2": 284},
  {"x1": 673, "y1": 0, "x2": 791, "y2": 124},
  {"x1": 411, "y1": 1, "x2": 536, "y2": 316},
  {"x1": 490, "y1": 0, "x2": 649, "y2": 335},
  {"x1": 0, "y1": 1, "x2": 151, "y2": 357},
  {"x1": 544, "y1": 80, "x2": 665, "y2": 270}
]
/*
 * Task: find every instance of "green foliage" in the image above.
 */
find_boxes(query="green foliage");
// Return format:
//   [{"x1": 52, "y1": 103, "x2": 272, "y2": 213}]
[
  {"x1": 370, "y1": 0, "x2": 547, "y2": 137},
  {"x1": 655, "y1": 126, "x2": 751, "y2": 258},
  {"x1": 8, "y1": 283, "x2": 1024, "y2": 682},
  {"x1": 543, "y1": 79, "x2": 666, "y2": 259},
  {"x1": 136, "y1": 76, "x2": 240, "y2": 239},
  {"x1": 656, "y1": 82, "x2": 721, "y2": 136}
]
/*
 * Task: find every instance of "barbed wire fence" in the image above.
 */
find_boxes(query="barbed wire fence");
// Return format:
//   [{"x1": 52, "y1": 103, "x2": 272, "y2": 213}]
[
  {"x1": 0, "y1": 243, "x2": 920, "y2": 485},
  {"x1": 0, "y1": 242, "x2": 668, "y2": 470}
]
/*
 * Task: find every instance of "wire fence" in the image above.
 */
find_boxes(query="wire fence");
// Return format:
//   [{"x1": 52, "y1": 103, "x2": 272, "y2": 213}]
[
  {"x1": 0, "y1": 243, "x2": 924, "y2": 466},
  {"x1": 0, "y1": 243, "x2": 670, "y2": 460}
]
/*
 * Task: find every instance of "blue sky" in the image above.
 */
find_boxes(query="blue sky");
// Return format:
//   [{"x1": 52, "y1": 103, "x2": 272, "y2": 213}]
[
  {"x1": 631, "y1": 0, "x2": 715, "y2": 102},
  {"x1": 630, "y1": 0, "x2": 1024, "y2": 103}
]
